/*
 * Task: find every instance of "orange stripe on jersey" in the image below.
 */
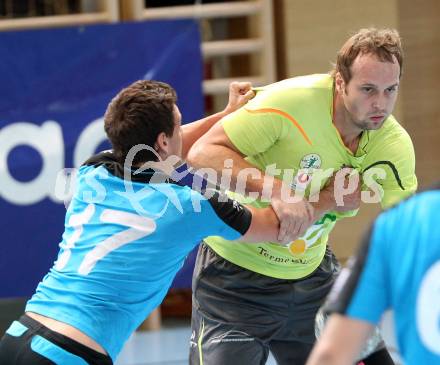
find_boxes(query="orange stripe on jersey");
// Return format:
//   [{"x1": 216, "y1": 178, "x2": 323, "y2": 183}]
[{"x1": 244, "y1": 107, "x2": 312, "y2": 145}]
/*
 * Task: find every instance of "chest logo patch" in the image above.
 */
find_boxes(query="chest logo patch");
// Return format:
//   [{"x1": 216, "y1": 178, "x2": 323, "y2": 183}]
[
  {"x1": 300, "y1": 153, "x2": 322, "y2": 169},
  {"x1": 291, "y1": 154, "x2": 322, "y2": 191}
]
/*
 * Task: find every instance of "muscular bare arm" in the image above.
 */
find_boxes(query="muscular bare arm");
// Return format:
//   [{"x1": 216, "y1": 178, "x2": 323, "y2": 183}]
[
  {"x1": 188, "y1": 122, "x2": 315, "y2": 242},
  {"x1": 309, "y1": 168, "x2": 362, "y2": 222},
  {"x1": 188, "y1": 121, "x2": 261, "y2": 192},
  {"x1": 239, "y1": 205, "x2": 281, "y2": 243},
  {"x1": 306, "y1": 314, "x2": 374, "y2": 365}
]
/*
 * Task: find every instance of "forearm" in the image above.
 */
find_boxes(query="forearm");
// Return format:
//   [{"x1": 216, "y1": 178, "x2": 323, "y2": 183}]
[
  {"x1": 239, "y1": 206, "x2": 280, "y2": 243},
  {"x1": 181, "y1": 111, "x2": 228, "y2": 159},
  {"x1": 306, "y1": 315, "x2": 374, "y2": 365},
  {"x1": 309, "y1": 190, "x2": 337, "y2": 222},
  {"x1": 188, "y1": 142, "x2": 283, "y2": 198},
  {"x1": 188, "y1": 144, "x2": 296, "y2": 201},
  {"x1": 306, "y1": 343, "x2": 351, "y2": 365}
]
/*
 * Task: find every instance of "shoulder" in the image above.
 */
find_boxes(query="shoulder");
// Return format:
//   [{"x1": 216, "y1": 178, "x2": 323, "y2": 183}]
[
  {"x1": 381, "y1": 187, "x2": 439, "y2": 220},
  {"x1": 363, "y1": 116, "x2": 415, "y2": 172},
  {"x1": 161, "y1": 184, "x2": 234, "y2": 214},
  {"x1": 156, "y1": 182, "x2": 199, "y2": 206},
  {"x1": 375, "y1": 187, "x2": 440, "y2": 239},
  {"x1": 251, "y1": 74, "x2": 333, "y2": 105},
  {"x1": 370, "y1": 116, "x2": 414, "y2": 150}
]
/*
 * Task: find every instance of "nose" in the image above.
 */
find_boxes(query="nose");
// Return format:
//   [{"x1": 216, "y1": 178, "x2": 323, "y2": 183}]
[{"x1": 372, "y1": 94, "x2": 386, "y2": 111}]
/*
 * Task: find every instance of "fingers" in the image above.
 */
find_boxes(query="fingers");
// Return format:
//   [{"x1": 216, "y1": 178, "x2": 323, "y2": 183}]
[
  {"x1": 230, "y1": 81, "x2": 252, "y2": 94},
  {"x1": 278, "y1": 215, "x2": 299, "y2": 243},
  {"x1": 277, "y1": 216, "x2": 290, "y2": 243},
  {"x1": 229, "y1": 81, "x2": 253, "y2": 100},
  {"x1": 224, "y1": 81, "x2": 254, "y2": 114},
  {"x1": 271, "y1": 198, "x2": 313, "y2": 244},
  {"x1": 278, "y1": 214, "x2": 309, "y2": 244},
  {"x1": 329, "y1": 167, "x2": 363, "y2": 211},
  {"x1": 243, "y1": 89, "x2": 256, "y2": 101}
]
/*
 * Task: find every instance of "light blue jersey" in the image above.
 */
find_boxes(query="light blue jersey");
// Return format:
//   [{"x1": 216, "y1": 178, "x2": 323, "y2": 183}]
[
  {"x1": 25, "y1": 152, "x2": 251, "y2": 361},
  {"x1": 326, "y1": 185, "x2": 440, "y2": 364}
]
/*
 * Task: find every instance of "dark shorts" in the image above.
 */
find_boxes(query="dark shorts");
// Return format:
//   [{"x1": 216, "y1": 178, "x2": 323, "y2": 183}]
[
  {"x1": 189, "y1": 242, "x2": 341, "y2": 365},
  {"x1": 0, "y1": 314, "x2": 112, "y2": 365}
]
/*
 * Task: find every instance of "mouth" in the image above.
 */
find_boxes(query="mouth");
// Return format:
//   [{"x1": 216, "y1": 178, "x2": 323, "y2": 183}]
[{"x1": 370, "y1": 115, "x2": 385, "y2": 123}]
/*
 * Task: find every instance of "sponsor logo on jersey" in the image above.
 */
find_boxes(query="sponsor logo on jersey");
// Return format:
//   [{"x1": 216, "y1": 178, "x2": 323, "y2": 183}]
[{"x1": 291, "y1": 153, "x2": 322, "y2": 190}]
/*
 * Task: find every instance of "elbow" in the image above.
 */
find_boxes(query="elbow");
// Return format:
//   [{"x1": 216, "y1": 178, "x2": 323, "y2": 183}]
[{"x1": 186, "y1": 140, "x2": 203, "y2": 167}]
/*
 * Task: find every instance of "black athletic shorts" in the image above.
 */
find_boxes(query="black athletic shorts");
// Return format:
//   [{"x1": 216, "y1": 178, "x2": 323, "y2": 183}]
[
  {"x1": 189, "y1": 242, "x2": 342, "y2": 365},
  {"x1": 0, "y1": 314, "x2": 112, "y2": 365}
]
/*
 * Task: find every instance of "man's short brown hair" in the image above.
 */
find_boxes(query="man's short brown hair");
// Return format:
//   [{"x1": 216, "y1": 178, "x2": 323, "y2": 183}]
[
  {"x1": 104, "y1": 80, "x2": 177, "y2": 164},
  {"x1": 331, "y1": 28, "x2": 403, "y2": 83}
]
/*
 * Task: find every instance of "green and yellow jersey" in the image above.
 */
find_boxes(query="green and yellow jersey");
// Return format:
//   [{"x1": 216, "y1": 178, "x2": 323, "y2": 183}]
[{"x1": 205, "y1": 74, "x2": 417, "y2": 279}]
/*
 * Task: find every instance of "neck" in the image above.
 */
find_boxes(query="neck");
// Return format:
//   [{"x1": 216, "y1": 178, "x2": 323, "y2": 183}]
[
  {"x1": 135, "y1": 154, "x2": 181, "y2": 176},
  {"x1": 333, "y1": 90, "x2": 362, "y2": 153}
]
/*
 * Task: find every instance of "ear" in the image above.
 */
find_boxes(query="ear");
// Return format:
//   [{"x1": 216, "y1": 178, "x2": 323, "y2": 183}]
[
  {"x1": 335, "y1": 72, "x2": 345, "y2": 94},
  {"x1": 154, "y1": 132, "x2": 169, "y2": 155}
]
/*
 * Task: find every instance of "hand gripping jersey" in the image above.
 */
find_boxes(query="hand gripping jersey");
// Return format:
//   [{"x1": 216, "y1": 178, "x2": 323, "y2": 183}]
[
  {"x1": 325, "y1": 185, "x2": 440, "y2": 364},
  {"x1": 206, "y1": 74, "x2": 417, "y2": 279},
  {"x1": 26, "y1": 152, "x2": 251, "y2": 361}
]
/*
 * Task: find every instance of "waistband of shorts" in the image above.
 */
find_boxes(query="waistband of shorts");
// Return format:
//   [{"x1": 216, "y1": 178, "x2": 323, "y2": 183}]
[{"x1": 19, "y1": 314, "x2": 113, "y2": 365}]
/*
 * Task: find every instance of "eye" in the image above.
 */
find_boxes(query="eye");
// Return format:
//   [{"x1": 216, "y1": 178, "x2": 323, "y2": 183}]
[
  {"x1": 361, "y1": 87, "x2": 373, "y2": 93},
  {"x1": 386, "y1": 86, "x2": 397, "y2": 93}
]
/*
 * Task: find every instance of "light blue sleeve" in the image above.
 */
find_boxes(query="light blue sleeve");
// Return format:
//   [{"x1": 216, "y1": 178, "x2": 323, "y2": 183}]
[{"x1": 183, "y1": 188, "x2": 251, "y2": 242}]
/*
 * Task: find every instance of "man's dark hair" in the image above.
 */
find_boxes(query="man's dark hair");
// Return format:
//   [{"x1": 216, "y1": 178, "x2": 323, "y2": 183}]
[{"x1": 104, "y1": 80, "x2": 177, "y2": 164}]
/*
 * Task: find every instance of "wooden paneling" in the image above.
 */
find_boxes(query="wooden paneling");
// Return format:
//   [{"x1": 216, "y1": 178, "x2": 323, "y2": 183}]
[
  {"x1": 399, "y1": 0, "x2": 440, "y2": 187},
  {"x1": 281, "y1": 0, "x2": 399, "y2": 76}
]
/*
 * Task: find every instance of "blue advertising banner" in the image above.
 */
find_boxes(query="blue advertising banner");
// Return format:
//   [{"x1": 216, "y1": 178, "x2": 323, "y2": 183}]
[{"x1": 0, "y1": 20, "x2": 203, "y2": 298}]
